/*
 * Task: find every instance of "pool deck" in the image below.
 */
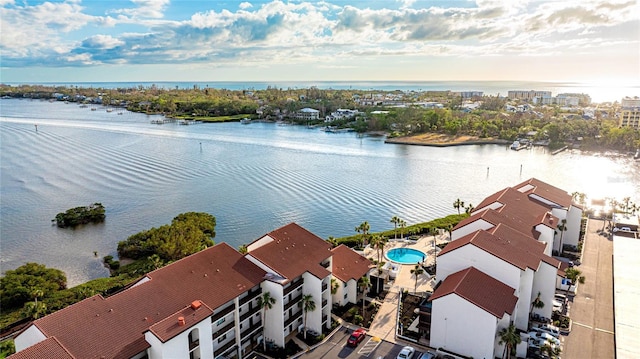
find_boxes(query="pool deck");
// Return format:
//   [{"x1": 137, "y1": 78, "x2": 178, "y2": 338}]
[{"x1": 361, "y1": 233, "x2": 449, "y2": 346}]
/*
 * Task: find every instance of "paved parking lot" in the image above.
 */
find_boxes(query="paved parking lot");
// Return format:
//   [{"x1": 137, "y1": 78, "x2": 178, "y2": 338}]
[{"x1": 300, "y1": 326, "x2": 431, "y2": 359}]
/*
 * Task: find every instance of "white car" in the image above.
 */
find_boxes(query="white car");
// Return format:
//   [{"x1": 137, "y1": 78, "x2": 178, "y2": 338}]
[
  {"x1": 532, "y1": 324, "x2": 560, "y2": 338},
  {"x1": 529, "y1": 331, "x2": 561, "y2": 346},
  {"x1": 397, "y1": 346, "x2": 415, "y2": 359}
]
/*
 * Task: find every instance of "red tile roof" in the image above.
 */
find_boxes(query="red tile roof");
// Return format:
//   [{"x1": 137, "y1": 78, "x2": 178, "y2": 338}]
[
  {"x1": 454, "y1": 208, "x2": 542, "y2": 240},
  {"x1": 29, "y1": 242, "x2": 265, "y2": 359},
  {"x1": 148, "y1": 301, "x2": 214, "y2": 343},
  {"x1": 331, "y1": 245, "x2": 372, "y2": 282},
  {"x1": 430, "y1": 267, "x2": 518, "y2": 318},
  {"x1": 8, "y1": 337, "x2": 73, "y2": 359},
  {"x1": 515, "y1": 178, "x2": 573, "y2": 208},
  {"x1": 438, "y1": 229, "x2": 540, "y2": 271},
  {"x1": 248, "y1": 223, "x2": 333, "y2": 282}
]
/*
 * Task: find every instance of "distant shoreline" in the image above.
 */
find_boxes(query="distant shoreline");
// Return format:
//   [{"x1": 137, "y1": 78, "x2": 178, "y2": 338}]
[{"x1": 385, "y1": 133, "x2": 511, "y2": 147}]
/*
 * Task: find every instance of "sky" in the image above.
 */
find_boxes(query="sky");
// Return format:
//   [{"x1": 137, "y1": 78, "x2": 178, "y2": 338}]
[{"x1": 0, "y1": 0, "x2": 639, "y2": 85}]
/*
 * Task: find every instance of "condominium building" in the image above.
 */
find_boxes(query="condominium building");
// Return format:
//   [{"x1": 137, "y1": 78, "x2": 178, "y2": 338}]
[
  {"x1": 620, "y1": 96, "x2": 640, "y2": 129},
  {"x1": 12, "y1": 223, "x2": 371, "y2": 359}
]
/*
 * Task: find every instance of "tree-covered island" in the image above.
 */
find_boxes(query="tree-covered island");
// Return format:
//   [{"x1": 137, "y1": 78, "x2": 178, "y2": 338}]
[{"x1": 53, "y1": 203, "x2": 106, "y2": 228}]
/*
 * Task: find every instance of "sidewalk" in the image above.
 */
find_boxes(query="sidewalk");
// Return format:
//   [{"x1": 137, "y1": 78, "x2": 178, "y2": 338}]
[{"x1": 366, "y1": 234, "x2": 445, "y2": 344}]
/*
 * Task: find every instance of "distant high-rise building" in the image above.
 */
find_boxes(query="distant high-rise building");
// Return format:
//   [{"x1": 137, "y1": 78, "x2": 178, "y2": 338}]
[
  {"x1": 620, "y1": 96, "x2": 640, "y2": 129},
  {"x1": 507, "y1": 90, "x2": 552, "y2": 101}
]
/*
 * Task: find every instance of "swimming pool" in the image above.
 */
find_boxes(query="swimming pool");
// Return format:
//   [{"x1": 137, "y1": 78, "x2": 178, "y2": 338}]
[{"x1": 385, "y1": 248, "x2": 427, "y2": 265}]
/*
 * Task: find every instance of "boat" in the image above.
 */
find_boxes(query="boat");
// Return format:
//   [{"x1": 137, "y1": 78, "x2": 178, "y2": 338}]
[
  {"x1": 240, "y1": 118, "x2": 251, "y2": 124},
  {"x1": 510, "y1": 140, "x2": 529, "y2": 151},
  {"x1": 634, "y1": 149, "x2": 640, "y2": 160}
]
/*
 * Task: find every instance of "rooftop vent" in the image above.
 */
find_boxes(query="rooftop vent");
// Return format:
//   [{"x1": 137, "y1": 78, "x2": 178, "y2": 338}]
[
  {"x1": 191, "y1": 300, "x2": 202, "y2": 310},
  {"x1": 178, "y1": 317, "x2": 186, "y2": 326}
]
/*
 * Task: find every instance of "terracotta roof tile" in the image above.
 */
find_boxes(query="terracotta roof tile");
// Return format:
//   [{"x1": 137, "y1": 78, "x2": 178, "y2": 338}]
[
  {"x1": 148, "y1": 301, "x2": 214, "y2": 342},
  {"x1": 248, "y1": 223, "x2": 333, "y2": 282},
  {"x1": 515, "y1": 178, "x2": 573, "y2": 208},
  {"x1": 331, "y1": 245, "x2": 372, "y2": 282},
  {"x1": 455, "y1": 209, "x2": 541, "y2": 240},
  {"x1": 30, "y1": 242, "x2": 265, "y2": 359},
  {"x1": 8, "y1": 337, "x2": 73, "y2": 359},
  {"x1": 430, "y1": 267, "x2": 517, "y2": 318}
]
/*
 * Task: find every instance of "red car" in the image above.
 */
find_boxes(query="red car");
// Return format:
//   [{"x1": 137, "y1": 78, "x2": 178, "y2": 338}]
[{"x1": 347, "y1": 328, "x2": 367, "y2": 347}]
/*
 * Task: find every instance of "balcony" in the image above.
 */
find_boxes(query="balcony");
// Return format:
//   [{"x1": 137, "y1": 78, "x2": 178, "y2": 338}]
[
  {"x1": 240, "y1": 304, "x2": 261, "y2": 322},
  {"x1": 322, "y1": 314, "x2": 328, "y2": 324},
  {"x1": 212, "y1": 304, "x2": 234, "y2": 322},
  {"x1": 320, "y1": 260, "x2": 330, "y2": 268},
  {"x1": 214, "y1": 341, "x2": 237, "y2": 357},
  {"x1": 284, "y1": 277, "x2": 304, "y2": 295},
  {"x1": 212, "y1": 322, "x2": 234, "y2": 340},
  {"x1": 284, "y1": 312, "x2": 302, "y2": 327},
  {"x1": 240, "y1": 320, "x2": 262, "y2": 339},
  {"x1": 189, "y1": 339, "x2": 199, "y2": 351},
  {"x1": 321, "y1": 282, "x2": 328, "y2": 292},
  {"x1": 239, "y1": 287, "x2": 262, "y2": 306},
  {"x1": 322, "y1": 299, "x2": 328, "y2": 308},
  {"x1": 284, "y1": 293, "x2": 302, "y2": 311}
]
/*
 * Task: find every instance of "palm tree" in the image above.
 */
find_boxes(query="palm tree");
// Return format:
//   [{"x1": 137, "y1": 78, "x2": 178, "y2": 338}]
[
  {"x1": 22, "y1": 301, "x2": 47, "y2": 320},
  {"x1": 530, "y1": 291, "x2": 545, "y2": 318},
  {"x1": 390, "y1": 216, "x2": 400, "y2": 239},
  {"x1": 498, "y1": 323, "x2": 521, "y2": 359},
  {"x1": 464, "y1": 203, "x2": 474, "y2": 214},
  {"x1": 565, "y1": 267, "x2": 586, "y2": 296},
  {"x1": 540, "y1": 343, "x2": 562, "y2": 358},
  {"x1": 557, "y1": 219, "x2": 567, "y2": 255},
  {"x1": 238, "y1": 244, "x2": 248, "y2": 254},
  {"x1": 355, "y1": 221, "x2": 370, "y2": 247},
  {"x1": 31, "y1": 289, "x2": 44, "y2": 308},
  {"x1": 358, "y1": 276, "x2": 371, "y2": 315},
  {"x1": 327, "y1": 236, "x2": 338, "y2": 247},
  {"x1": 453, "y1": 198, "x2": 464, "y2": 214},
  {"x1": 301, "y1": 294, "x2": 316, "y2": 339},
  {"x1": 370, "y1": 234, "x2": 387, "y2": 264},
  {"x1": 399, "y1": 219, "x2": 407, "y2": 240},
  {"x1": 410, "y1": 264, "x2": 424, "y2": 293},
  {"x1": 330, "y1": 278, "x2": 339, "y2": 295},
  {"x1": 258, "y1": 291, "x2": 276, "y2": 352}
]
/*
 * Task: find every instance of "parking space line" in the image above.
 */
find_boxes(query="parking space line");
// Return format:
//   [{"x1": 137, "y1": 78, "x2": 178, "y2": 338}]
[{"x1": 357, "y1": 337, "x2": 382, "y2": 357}]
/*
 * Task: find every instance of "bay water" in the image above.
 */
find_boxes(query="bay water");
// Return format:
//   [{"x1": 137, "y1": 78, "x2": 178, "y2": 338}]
[{"x1": 1, "y1": 98, "x2": 638, "y2": 286}]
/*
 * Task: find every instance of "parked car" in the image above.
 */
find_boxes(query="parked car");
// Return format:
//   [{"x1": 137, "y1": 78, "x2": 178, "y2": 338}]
[
  {"x1": 528, "y1": 331, "x2": 561, "y2": 346},
  {"x1": 532, "y1": 323, "x2": 561, "y2": 338},
  {"x1": 528, "y1": 337, "x2": 559, "y2": 350},
  {"x1": 418, "y1": 351, "x2": 436, "y2": 359},
  {"x1": 397, "y1": 346, "x2": 415, "y2": 359},
  {"x1": 347, "y1": 328, "x2": 367, "y2": 347}
]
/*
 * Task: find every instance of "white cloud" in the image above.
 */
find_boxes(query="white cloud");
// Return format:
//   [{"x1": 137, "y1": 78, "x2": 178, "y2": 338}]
[
  {"x1": 0, "y1": 0, "x2": 637, "y2": 79},
  {"x1": 112, "y1": 0, "x2": 170, "y2": 19}
]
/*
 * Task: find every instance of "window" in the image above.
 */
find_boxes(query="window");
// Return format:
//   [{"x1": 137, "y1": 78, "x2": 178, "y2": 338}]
[
  {"x1": 344, "y1": 293, "x2": 348, "y2": 299},
  {"x1": 218, "y1": 333, "x2": 227, "y2": 343},
  {"x1": 216, "y1": 318, "x2": 225, "y2": 326}
]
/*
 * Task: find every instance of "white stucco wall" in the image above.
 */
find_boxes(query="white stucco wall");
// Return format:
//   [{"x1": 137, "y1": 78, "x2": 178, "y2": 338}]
[
  {"x1": 145, "y1": 317, "x2": 214, "y2": 359},
  {"x1": 14, "y1": 325, "x2": 47, "y2": 352},
  {"x1": 451, "y1": 220, "x2": 494, "y2": 241},
  {"x1": 261, "y1": 280, "x2": 285, "y2": 348},
  {"x1": 493, "y1": 314, "x2": 513, "y2": 359},
  {"x1": 563, "y1": 206, "x2": 583, "y2": 247},
  {"x1": 302, "y1": 272, "x2": 324, "y2": 334},
  {"x1": 531, "y1": 262, "x2": 557, "y2": 319},
  {"x1": 436, "y1": 245, "x2": 521, "y2": 291},
  {"x1": 430, "y1": 294, "x2": 498, "y2": 359},
  {"x1": 515, "y1": 269, "x2": 535, "y2": 331},
  {"x1": 535, "y1": 224, "x2": 555, "y2": 256}
]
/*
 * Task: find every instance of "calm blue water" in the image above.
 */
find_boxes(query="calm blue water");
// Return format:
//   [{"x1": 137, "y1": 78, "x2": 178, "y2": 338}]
[
  {"x1": 1, "y1": 98, "x2": 639, "y2": 285},
  {"x1": 386, "y1": 248, "x2": 427, "y2": 265}
]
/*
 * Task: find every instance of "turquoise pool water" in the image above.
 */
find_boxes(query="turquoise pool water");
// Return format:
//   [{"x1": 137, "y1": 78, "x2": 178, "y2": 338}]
[{"x1": 385, "y1": 248, "x2": 426, "y2": 264}]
